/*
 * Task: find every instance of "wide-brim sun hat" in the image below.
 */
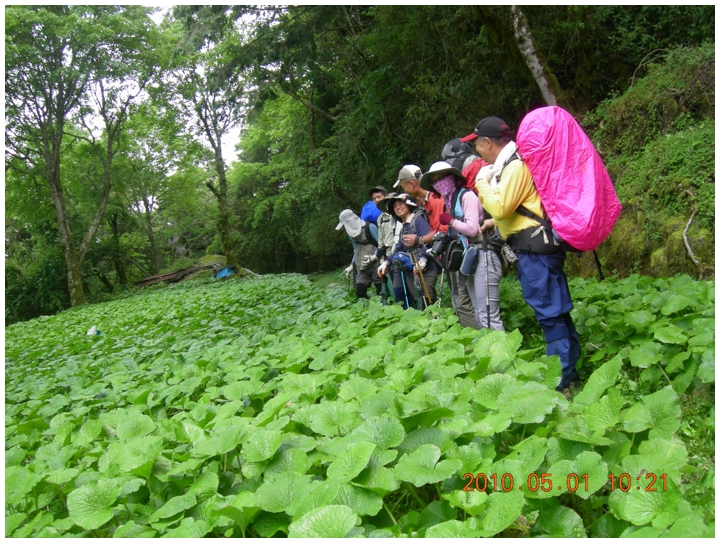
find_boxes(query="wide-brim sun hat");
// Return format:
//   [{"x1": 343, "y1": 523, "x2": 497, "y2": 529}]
[
  {"x1": 376, "y1": 191, "x2": 400, "y2": 214},
  {"x1": 336, "y1": 209, "x2": 364, "y2": 238},
  {"x1": 419, "y1": 161, "x2": 465, "y2": 192},
  {"x1": 384, "y1": 193, "x2": 418, "y2": 222}
]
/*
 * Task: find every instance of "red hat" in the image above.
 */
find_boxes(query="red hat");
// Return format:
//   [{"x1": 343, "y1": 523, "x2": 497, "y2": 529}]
[{"x1": 460, "y1": 116, "x2": 512, "y2": 142}]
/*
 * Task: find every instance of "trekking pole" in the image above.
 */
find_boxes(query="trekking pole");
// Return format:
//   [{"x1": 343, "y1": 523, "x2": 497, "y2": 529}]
[
  {"x1": 399, "y1": 270, "x2": 410, "y2": 309},
  {"x1": 593, "y1": 250, "x2": 605, "y2": 281},
  {"x1": 483, "y1": 232, "x2": 491, "y2": 329},
  {"x1": 437, "y1": 268, "x2": 445, "y2": 308},
  {"x1": 409, "y1": 252, "x2": 432, "y2": 308}
]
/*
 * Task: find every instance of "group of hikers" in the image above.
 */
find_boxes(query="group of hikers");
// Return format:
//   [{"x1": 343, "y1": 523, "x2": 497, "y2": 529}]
[{"x1": 336, "y1": 115, "x2": 581, "y2": 397}]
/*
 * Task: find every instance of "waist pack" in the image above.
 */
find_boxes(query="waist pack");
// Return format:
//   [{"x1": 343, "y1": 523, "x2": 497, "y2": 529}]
[
  {"x1": 460, "y1": 244, "x2": 479, "y2": 276},
  {"x1": 441, "y1": 238, "x2": 465, "y2": 272},
  {"x1": 507, "y1": 224, "x2": 562, "y2": 255}
]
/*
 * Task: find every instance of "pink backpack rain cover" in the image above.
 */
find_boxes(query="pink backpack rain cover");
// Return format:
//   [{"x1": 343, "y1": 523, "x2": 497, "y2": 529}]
[{"x1": 516, "y1": 106, "x2": 622, "y2": 252}]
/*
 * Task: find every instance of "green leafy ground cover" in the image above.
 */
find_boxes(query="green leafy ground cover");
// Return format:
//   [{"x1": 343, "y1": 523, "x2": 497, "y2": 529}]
[{"x1": 5, "y1": 273, "x2": 715, "y2": 537}]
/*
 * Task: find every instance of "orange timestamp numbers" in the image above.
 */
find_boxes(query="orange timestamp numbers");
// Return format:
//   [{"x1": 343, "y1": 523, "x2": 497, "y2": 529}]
[{"x1": 462, "y1": 472, "x2": 668, "y2": 493}]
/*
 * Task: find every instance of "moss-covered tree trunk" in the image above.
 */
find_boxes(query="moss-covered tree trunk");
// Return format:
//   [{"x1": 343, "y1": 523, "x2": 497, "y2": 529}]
[{"x1": 206, "y1": 149, "x2": 242, "y2": 273}]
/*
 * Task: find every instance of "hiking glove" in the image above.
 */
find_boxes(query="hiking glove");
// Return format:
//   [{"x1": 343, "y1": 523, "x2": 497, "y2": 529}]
[
  {"x1": 416, "y1": 258, "x2": 427, "y2": 272},
  {"x1": 476, "y1": 164, "x2": 498, "y2": 185},
  {"x1": 360, "y1": 255, "x2": 378, "y2": 270},
  {"x1": 377, "y1": 261, "x2": 389, "y2": 277},
  {"x1": 344, "y1": 264, "x2": 354, "y2": 278},
  {"x1": 439, "y1": 213, "x2": 453, "y2": 226}
]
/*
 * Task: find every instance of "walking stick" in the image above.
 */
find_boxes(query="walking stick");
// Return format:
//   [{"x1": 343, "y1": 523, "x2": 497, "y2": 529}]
[
  {"x1": 409, "y1": 252, "x2": 432, "y2": 308},
  {"x1": 483, "y1": 232, "x2": 491, "y2": 329}
]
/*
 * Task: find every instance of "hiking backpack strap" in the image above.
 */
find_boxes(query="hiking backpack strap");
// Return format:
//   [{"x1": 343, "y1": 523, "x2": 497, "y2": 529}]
[{"x1": 449, "y1": 188, "x2": 470, "y2": 249}]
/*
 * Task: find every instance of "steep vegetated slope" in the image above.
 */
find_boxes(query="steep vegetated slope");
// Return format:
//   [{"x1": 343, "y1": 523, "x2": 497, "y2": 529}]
[
  {"x1": 5, "y1": 274, "x2": 714, "y2": 537},
  {"x1": 577, "y1": 43, "x2": 715, "y2": 279}
]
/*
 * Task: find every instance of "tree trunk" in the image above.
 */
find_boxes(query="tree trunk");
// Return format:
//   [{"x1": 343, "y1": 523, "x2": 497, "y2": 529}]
[
  {"x1": 47, "y1": 158, "x2": 87, "y2": 307},
  {"x1": 510, "y1": 5, "x2": 572, "y2": 112},
  {"x1": 207, "y1": 148, "x2": 244, "y2": 274},
  {"x1": 143, "y1": 198, "x2": 162, "y2": 274},
  {"x1": 110, "y1": 213, "x2": 128, "y2": 286}
]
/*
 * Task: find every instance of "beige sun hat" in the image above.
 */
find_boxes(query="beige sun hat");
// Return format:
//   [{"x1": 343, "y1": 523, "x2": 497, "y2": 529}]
[{"x1": 419, "y1": 161, "x2": 465, "y2": 192}]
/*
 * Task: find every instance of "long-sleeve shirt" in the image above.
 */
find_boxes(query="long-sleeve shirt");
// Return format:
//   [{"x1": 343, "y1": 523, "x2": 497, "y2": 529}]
[
  {"x1": 392, "y1": 213, "x2": 438, "y2": 272},
  {"x1": 476, "y1": 159, "x2": 544, "y2": 240},
  {"x1": 449, "y1": 189, "x2": 481, "y2": 239},
  {"x1": 422, "y1": 192, "x2": 449, "y2": 235}
]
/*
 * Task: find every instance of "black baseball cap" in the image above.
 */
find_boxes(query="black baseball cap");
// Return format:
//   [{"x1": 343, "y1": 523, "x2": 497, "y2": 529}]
[{"x1": 460, "y1": 116, "x2": 512, "y2": 142}]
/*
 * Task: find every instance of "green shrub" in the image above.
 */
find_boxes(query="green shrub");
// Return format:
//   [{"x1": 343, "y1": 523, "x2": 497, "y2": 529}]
[{"x1": 5, "y1": 248, "x2": 70, "y2": 325}]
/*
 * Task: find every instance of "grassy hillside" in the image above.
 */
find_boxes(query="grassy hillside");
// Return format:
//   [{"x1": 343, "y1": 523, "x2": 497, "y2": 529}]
[{"x1": 5, "y1": 274, "x2": 714, "y2": 537}]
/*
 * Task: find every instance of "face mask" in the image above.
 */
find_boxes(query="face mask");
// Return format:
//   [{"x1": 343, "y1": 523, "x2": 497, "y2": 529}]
[{"x1": 432, "y1": 175, "x2": 455, "y2": 199}]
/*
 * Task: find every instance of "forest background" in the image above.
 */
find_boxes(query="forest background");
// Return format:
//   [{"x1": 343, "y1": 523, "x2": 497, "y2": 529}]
[{"x1": 5, "y1": 5, "x2": 716, "y2": 324}]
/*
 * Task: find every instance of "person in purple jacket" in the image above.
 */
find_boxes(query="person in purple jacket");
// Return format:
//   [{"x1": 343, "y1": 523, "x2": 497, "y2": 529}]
[{"x1": 421, "y1": 162, "x2": 504, "y2": 330}]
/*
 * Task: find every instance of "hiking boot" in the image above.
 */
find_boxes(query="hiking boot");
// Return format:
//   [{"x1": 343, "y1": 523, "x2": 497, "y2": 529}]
[{"x1": 561, "y1": 388, "x2": 572, "y2": 400}]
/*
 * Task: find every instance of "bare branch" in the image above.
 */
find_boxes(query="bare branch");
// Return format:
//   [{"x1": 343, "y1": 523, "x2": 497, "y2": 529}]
[{"x1": 682, "y1": 208, "x2": 700, "y2": 266}]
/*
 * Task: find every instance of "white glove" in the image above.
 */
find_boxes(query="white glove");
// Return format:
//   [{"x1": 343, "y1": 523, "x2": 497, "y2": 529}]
[
  {"x1": 416, "y1": 257, "x2": 427, "y2": 272},
  {"x1": 377, "y1": 261, "x2": 389, "y2": 277},
  {"x1": 344, "y1": 264, "x2": 354, "y2": 278},
  {"x1": 360, "y1": 254, "x2": 378, "y2": 270},
  {"x1": 475, "y1": 164, "x2": 498, "y2": 185}
]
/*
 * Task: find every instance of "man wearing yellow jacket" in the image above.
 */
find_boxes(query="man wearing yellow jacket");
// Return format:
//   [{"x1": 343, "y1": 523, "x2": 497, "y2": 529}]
[{"x1": 461, "y1": 116, "x2": 581, "y2": 397}]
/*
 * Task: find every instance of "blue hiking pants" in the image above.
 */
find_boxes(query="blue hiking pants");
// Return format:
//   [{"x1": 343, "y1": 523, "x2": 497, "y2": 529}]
[{"x1": 516, "y1": 252, "x2": 580, "y2": 390}]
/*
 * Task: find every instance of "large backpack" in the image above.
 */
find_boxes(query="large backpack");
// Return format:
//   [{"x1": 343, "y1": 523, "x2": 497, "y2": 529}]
[
  {"x1": 441, "y1": 138, "x2": 476, "y2": 172},
  {"x1": 516, "y1": 106, "x2": 621, "y2": 252},
  {"x1": 442, "y1": 138, "x2": 489, "y2": 195}
]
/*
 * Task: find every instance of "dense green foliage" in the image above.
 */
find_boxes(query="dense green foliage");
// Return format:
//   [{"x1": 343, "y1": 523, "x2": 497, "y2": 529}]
[
  {"x1": 6, "y1": 274, "x2": 714, "y2": 537},
  {"x1": 5, "y1": 5, "x2": 715, "y2": 322}
]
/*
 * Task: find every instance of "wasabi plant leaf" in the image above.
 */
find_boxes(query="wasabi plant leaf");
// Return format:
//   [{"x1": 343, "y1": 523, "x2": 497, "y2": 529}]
[
  {"x1": 653, "y1": 325, "x2": 688, "y2": 345},
  {"x1": 533, "y1": 505, "x2": 587, "y2": 537},
  {"x1": 573, "y1": 354, "x2": 622, "y2": 406},
  {"x1": 426, "y1": 519, "x2": 482, "y2": 538},
  {"x1": 116, "y1": 413, "x2": 156, "y2": 440},
  {"x1": 67, "y1": 478, "x2": 123, "y2": 530},
  {"x1": 479, "y1": 490, "x2": 524, "y2": 536},
  {"x1": 242, "y1": 429, "x2": 284, "y2": 463},
  {"x1": 287, "y1": 505, "x2": 358, "y2": 538},
  {"x1": 393, "y1": 444, "x2": 462, "y2": 486},
  {"x1": 149, "y1": 492, "x2": 197, "y2": 523},
  {"x1": 326, "y1": 441, "x2": 375, "y2": 482},
  {"x1": 331, "y1": 483, "x2": 383, "y2": 517}
]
